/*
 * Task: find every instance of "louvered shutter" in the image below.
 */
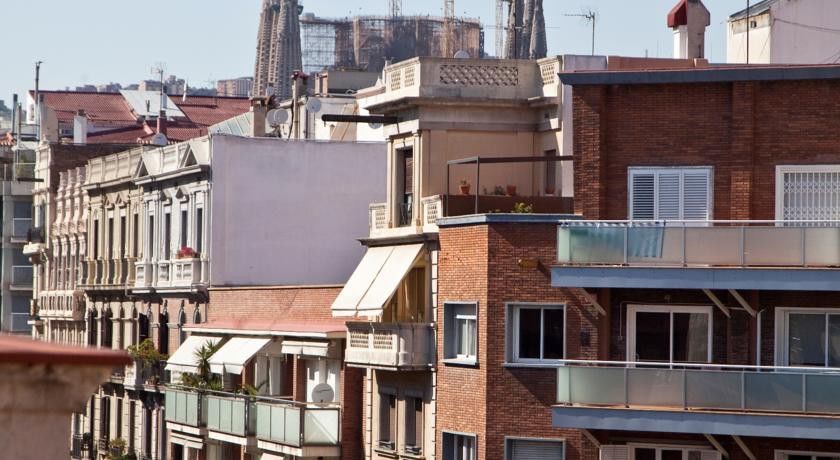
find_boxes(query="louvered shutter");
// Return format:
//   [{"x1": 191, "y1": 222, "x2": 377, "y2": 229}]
[
  {"x1": 682, "y1": 170, "x2": 711, "y2": 220},
  {"x1": 509, "y1": 440, "x2": 564, "y2": 460},
  {"x1": 631, "y1": 173, "x2": 655, "y2": 219},
  {"x1": 657, "y1": 172, "x2": 681, "y2": 219},
  {"x1": 600, "y1": 445, "x2": 629, "y2": 460}
]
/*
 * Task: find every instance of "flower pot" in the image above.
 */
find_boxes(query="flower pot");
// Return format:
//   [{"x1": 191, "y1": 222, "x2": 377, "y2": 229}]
[
  {"x1": 506, "y1": 185, "x2": 517, "y2": 196},
  {"x1": 459, "y1": 184, "x2": 471, "y2": 195},
  {"x1": 545, "y1": 186, "x2": 556, "y2": 196}
]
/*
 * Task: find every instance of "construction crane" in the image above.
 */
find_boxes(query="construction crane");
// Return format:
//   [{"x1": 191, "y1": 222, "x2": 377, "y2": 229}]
[
  {"x1": 495, "y1": 0, "x2": 507, "y2": 57},
  {"x1": 389, "y1": 0, "x2": 402, "y2": 17}
]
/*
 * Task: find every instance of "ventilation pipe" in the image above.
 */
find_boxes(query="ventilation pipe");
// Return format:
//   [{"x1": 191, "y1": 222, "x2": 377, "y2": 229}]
[{"x1": 668, "y1": 0, "x2": 710, "y2": 59}]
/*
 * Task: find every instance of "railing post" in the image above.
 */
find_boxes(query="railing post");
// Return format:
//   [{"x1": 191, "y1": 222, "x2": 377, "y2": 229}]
[
  {"x1": 299, "y1": 406, "x2": 306, "y2": 447},
  {"x1": 740, "y1": 371, "x2": 746, "y2": 410},
  {"x1": 682, "y1": 369, "x2": 687, "y2": 410},
  {"x1": 801, "y1": 226, "x2": 807, "y2": 267},
  {"x1": 740, "y1": 226, "x2": 746, "y2": 266},
  {"x1": 802, "y1": 373, "x2": 807, "y2": 413},
  {"x1": 474, "y1": 158, "x2": 480, "y2": 215},
  {"x1": 682, "y1": 225, "x2": 687, "y2": 266},
  {"x1": 624, "y1": 367, "x2": 629, "y2": 408},
  {"x1": 623, "y1": 226, "x2": 629, "y2": 265}
]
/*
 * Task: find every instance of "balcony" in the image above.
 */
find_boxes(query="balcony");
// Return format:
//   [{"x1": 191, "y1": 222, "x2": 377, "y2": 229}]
[
  {"x1": 11, "y1": 218, "x2": 32, "y2": 243},
  {"x1": 172, "y1": 258, "x2": 202, "y2": 287},
  {"x1": 124, "y1": 359, "x2": 164, "y2": 388},
  {"x1": 255, "y1": 399, "x2": 340, "y2": 456},
  {"x1": 345, "y1": 322, "x2": 434, "y2": 370},
  {"x1": 552, "y1": 221, "x2": 840, "y2": 292},
  {"x1": 134, "y1": 260, "x2": 152, "y2": 288},
  {"x1": 553, "y1": 360, "x2": 840, "y2": 441},
  {"x1": 10, "y1": 265, "x2": 33, "y2": 290},
  {"x1": 165, "y1": 388, "x2": 207, "y2": 428},
  {"x1": 206, "y1": 393, "x2": 256, "y2": 438}
]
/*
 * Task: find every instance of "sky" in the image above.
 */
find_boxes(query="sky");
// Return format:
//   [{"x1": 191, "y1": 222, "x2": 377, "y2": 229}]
[{"x1": 0, "y1": 0, "x2": 744, "y2": 106}]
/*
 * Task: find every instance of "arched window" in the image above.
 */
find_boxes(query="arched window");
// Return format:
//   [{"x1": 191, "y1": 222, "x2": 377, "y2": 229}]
[
  {"x1": 158, "y1": 312, "x2": 169, "y2": 355},
  {"x1": 87, "y1": 310, "x2": 98, "y2": 347},
  {"x1": 138, "y1": 312, "x2": 150, "y2": 344},
  {"x1": 179, "y1": 309, "x2": 188, "y2": 345},
  {"x1": 101, "y1": 309, "x2": 113, "y2": 349}
]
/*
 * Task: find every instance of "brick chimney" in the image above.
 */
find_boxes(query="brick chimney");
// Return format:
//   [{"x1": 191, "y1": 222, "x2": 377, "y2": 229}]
[
  {"x1": 668, "y1": 0, "x2": 711, "y2": 59},
  {"x1": 73, "y1": 110, "x2": 87, "y2": 145}
]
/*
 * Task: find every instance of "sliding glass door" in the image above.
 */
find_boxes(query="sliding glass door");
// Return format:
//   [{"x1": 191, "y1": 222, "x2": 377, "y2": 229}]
[{"x1": 628, "y1": 305, "x2": 713, "y2": 363}]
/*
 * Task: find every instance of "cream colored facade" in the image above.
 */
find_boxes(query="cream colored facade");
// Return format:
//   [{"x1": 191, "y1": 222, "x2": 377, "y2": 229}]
[{"x1": 336, "y1": 56, "x2": 570, "y2": 460}]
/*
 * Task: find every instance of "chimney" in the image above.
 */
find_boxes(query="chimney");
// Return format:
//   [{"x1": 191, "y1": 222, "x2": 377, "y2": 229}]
[
  {"x1": 250, "y1": 97, "x2": 267, "y2": 137},
  {"x1": 151, "y1": 110, "x2": 168, "y2": 146},
  {"x1": 73, "y1": 109, "x2": 88, "y2": 145},
  {"x1": 668, "y1": 0, "x2": 710, "y2": 59}
]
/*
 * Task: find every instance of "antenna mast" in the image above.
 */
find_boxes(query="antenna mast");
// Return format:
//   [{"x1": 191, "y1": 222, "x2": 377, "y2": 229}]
[
  {"x1": 388, "y1": 0, "x2": 402, "y2": 16},
  {"x1": 565, "y1": 10, "x2": 597, "y2": 55}
]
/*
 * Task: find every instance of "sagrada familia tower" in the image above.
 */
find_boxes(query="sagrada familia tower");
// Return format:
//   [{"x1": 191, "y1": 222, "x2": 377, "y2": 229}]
[
  {"x1": 254, "y1": 0, "x2": 302, "y2": 99},
  {"x1": 504, "y1": 0, "x2": 547, "y2": 59}
]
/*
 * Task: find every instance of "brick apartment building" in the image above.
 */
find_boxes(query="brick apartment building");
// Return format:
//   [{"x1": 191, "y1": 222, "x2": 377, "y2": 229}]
[{"x1": 433, "y1": 65, "x2": 840, "y2": 460}]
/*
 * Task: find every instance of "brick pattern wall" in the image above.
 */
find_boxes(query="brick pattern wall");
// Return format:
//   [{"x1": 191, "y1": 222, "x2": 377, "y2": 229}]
[{"x1": 207, "y1": 286, "x2": 342, "y2": 322}]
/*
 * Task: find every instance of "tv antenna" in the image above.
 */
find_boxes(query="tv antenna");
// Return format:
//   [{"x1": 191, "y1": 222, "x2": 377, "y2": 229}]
[{"x1": 565, "y1": 10, "x2": 597, "y2": 56}]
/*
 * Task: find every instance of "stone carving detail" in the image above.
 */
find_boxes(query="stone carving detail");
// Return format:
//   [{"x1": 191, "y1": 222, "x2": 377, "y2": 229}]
[{"x1": 438, "y1": 64, "x2": 519, "y2": 86}]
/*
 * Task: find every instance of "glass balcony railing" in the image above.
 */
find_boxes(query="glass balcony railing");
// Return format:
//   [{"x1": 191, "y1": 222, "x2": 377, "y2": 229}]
[
  {"x1": 164, "y1": 388, "x2": 205, "y2": 427},
  {"x1": 557, "y1": 360, "x2": 840, "y2": 415},
  {"x1": 206, "y1": 394, "x2": 254, "y2": 437},
  {"x1": 557, "y1": 220, "x2": 840, "y2": 268},
  {"x1": 255, "y1": 400, "x2": 340, "y2": 447}
]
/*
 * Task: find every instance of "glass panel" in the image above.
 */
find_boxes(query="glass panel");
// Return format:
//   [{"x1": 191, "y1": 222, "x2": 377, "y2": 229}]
[
  {"x1": 568, "y1": 367, "x2": 626, "y2": 405},
  {"x1": 673, "y1": 313, "x2": 709, "y2": 363},
  {"x1": 744, "y1": 227, "x2": 803, "y2": 266},
  {"x1": 744, "y1": 372, "x2": 804, "y2": 412},
  {"x1": 805, "y1": 374, "x2": 840, "y2": 413},
  {"x1": 569, "y1": 226, "x2": 626, "y2": 264},
  {"x1": 829, "y1": 315, "x2": 840, "y2": 367},
  {"x1": 304, "y1": 409, "x2": 339, "y2": 445},
  {"x1": 186, "y1": 393, "x2": 197, "y2": 426},
  {"x1": 627, "y1": 368, "x2": 684, "y2": 407},
  {"x1": 542, "y1": 308, "x2": 565, "y2": 360},
  {"x1": 634, "y1": 448, "x2": 656, "y2": 460},
  {"x1": 805, "y1": 227, "x2": 840, "y2": 266},
  {"x1": 467, "y1": 319, "x2": 476, "y2": 357},
  {"x1": 255, "y1": 403, "x2": 270, "y2": 439},
  {"x1": 635, "y1": 312, "x2": 670, "y2": 362},
  {"x1": 627, "y1": 226, "x2": 684, "y2": 265},
  {"x1": 688, "y1": 452, "x2": 702, "y2": 460},
  {"x1": 684, "y1": 227, "x2": 741, "y2": 266},
  {"x1": 685, "y1": 370, "x2": 741, "y2": 409},
  {"x1": 662, "y1": 450, "x2": 683, "y2": 460},
  {"x1": 517, "y1": 308, "x2": 541, "y2": 359},
  {"x1": 285, "y1": 406, "x2": 301, "y2": 447},
  {"x1": 232, "y1": 400, "x2": 245, "y2": 435},
  {"x1": 789, "y1": 314, "x2": 826, "y2": 366}
]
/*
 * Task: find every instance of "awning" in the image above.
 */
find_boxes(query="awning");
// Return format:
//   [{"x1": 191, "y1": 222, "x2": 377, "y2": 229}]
[
  {"x1": 331, "y1": 243, "x2": 424, "y2": 317},
  {"x1": 170, "y1": 433, "x2": 204, "y2": 450},
  {"x1": 165, "y1": 335, "x2": 221, "y2": 373},
  {"x1": 281, "y1": 339, "x2": 334, "y2": 358},
  {"x1": 208, "y1": 337, "x2": 271, "y2": 374}
]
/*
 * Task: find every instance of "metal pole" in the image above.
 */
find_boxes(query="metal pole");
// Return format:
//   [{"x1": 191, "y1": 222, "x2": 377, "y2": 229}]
[
  {"x1": 34, "y1": 61, "x2": 42, "y2": 140},
  {"x1": 746, "y1": 0, "x2": 750, "y2": 64},
  {"x1": 475, "y1": 158, "x2": 480, "y2": 214},
  {"x1": 591, "y1": 13, "x2": 595, "y2": 56},
  {"x1": 446, "y1": 163, "x2": 450, "y2": 217}
]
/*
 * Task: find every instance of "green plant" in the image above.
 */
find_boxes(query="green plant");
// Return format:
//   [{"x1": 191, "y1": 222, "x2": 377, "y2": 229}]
[
  {"x1": 106, "y1": 438, "x2": 132, "y2": 460},
  {"x1": 512, "y1": 202, "x2": 534, "y2": 213},
  {"x1": 180, "y1": 341, "x2": 223, "y2": 391},
  {"x1": 492, "y1": 185, "x2": 505, "y2": 196},
  {"x1": 127, "y1": 339, "x2": 167, "y2": 366}
]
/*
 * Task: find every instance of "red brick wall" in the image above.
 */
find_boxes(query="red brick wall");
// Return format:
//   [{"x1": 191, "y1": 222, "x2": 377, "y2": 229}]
[
  {"x1": 573, "y1": 79, "x2": 840, "y2": 220},
  {"x1": 207, "y1": 286, "x2": 342, "y2": 322}
]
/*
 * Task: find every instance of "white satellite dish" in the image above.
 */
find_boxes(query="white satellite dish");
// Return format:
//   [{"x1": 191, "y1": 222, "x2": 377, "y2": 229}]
[
  {"x1": 454, "y1": 50, "x2": 471, "y2": 59},
  {"x1": 305, "y1": 98, "x2": 322, "y2": 113},
  {"x1": 312, "y1": 383, "x2": 335, "y2": 403},
  {"x1": 368, "y1": 122, "x2": 383, "y2": 130},
  {"x1": 267, "y1": 109, "x2": 289, "y2": 127}
]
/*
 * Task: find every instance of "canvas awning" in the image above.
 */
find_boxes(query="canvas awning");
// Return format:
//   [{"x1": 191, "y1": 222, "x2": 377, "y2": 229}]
[
  {"x1": 165, "y1": 335, "x2": 221, "y2": 374},
  {"x1": 331, "y1": 243, "x2": 424, "y2": 317},
  {"x1": 208, "y1": 337, "x2": 271, "y2": 374},
  {"x1": 280, "y1": 339, "x2": 334, "y2": 358}
]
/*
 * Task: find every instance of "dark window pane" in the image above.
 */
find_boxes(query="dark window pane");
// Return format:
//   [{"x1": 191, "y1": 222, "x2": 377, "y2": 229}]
[
  {"x1": 517, "y1": 308, "x2": 541, "y2": 359},
  {"x1": 788, "y1": 456, "x2": 811, "y2": 460},
  {"x1": 634, "y1": 448, "x2": 656, "y2": 460},
  {"x1": 662, "y1": 450, "x2": 682, "y2": 460},
  {"x1": 13, "y1": 201, "x2": 31, "y2": 218},
  {"x1": 13, "y1": 249, "x2": 29, "y2": 266},
  {"x1": 829, "y1": 315, "x2": 840, "y2": 367},
  {"x1": 12, "y1": 296, "x2": 30, "y2": 313},
  {"x1": 789, "y1": 313, "x2": 826, "y2": 366},
  {"x1": 635, "y1": 312, "x2": 670, "y2": 361},
  {"x1": 672, "y1": 313, "x2": 709, "y2": 362},
  {"x1": 543, "y1": 308, "x2": 565, "y2": 359}
]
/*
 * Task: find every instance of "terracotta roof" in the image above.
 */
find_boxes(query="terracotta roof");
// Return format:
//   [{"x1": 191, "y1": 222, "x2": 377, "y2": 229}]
[
  {"x1": 667, "y1": 0, "x2": 688, "y2": 28},
  {"x1": 34, "y1": 91, "x2": 136, "y2": 125},
  {"x1": 176, "y1": 96, "x2": 252, "y2": 128},
  {"x1": 187, "y1": 319, "x2": 347, "y2": 337},
  {"x1": 0, "y1": 335, "x2": 130, "y2": 367},
  {"x1": 87, "y1": 125, "x2": 153, "y2": 144}
]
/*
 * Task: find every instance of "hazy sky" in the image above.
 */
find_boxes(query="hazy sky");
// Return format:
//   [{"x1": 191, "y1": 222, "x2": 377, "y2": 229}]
[{"x1": 1, "y1": 0, "x2": 743, "y2": 105}]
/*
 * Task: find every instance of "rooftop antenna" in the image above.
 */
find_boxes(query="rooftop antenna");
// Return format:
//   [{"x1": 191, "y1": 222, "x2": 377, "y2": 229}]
[
  {"x1": 565, "y1": 10, "x2": 597, "y2": 55},
  {"x1": 389, "y1": 0, "x2": 402, "y2": 16},
  {"x1": 34, "y1": 61, "x2": 43, "y2": 140},
  {"x1": 746, "y1": 0, "x2": 751, "y2": 64},
  {"x1": 151, "y1": 62, "x2": 166, "y2": 113}
]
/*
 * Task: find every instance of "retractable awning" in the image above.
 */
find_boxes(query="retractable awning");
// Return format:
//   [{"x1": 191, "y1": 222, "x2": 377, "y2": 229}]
[
  {"x1": 165, "y1": 335, "x2": 221, "y2": 373},
  {"x1": 208, "y1": 337, "x2": 272, "y2": 374},
  {"x1": 280, "y1": 339, "x2": 334, "y2": 358},
  {"x1": 331, "y1": 243, "x2": 424, "y2": 317}
]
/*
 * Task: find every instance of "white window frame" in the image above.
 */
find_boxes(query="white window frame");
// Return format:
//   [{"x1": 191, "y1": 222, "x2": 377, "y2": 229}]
[
  {"x1": 774, "y1": 307, "x2": 840, "y2": 367},
  {"x1": 627, "y1": 443, "x2": 721, "y2": 460},
  {"x1": 443, "y1": 431, "x2": 476, "y2": 460},
  {"x1": 626, "y1": 304, "x2": 714, "y2": 363},
  {"x1": 444, "y1": 302, "x2": 478, "y2": 365},
  {"x1": 628, "y1": 166, "x2": 713, "y2": 221},
  {"x1": 507, "y1": 303, "x2": 566, "y2": 364},
  {"x1": 504, "y1": 436, "x2": 565, "y2": 460},
  {"x1": 775, "y1": 450, "x2": 840, "y2": 460},
  {"x1": 775, "y1": 164, "x2": 840, "y2": 221}
]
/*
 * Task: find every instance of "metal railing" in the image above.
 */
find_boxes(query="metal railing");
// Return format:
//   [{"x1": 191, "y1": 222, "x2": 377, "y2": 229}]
[
  {"x1": 255, "y1": 399, "x2": 340, "y2": 447},
  {"x1": 556, "y1": 359, "x2": 840, "y2": 415},
  {"x1": 558, "y1": 220, "x2": 840, "y2": 268},
  {"x1": 165, "y1": 388, "x2": 205, "y2": 426},
  {"x1": 346, "y1": 322, "x2": 434, "y2": 369},
  {"x1": 206, "y1": 393, "x2": 255, "y2": 437},
  {"x1": 369, "y1": 202, "x2": 388, "y2": 234},
  {"x1": 398, "y1": 201, "x2": 413, "y2": 227}
]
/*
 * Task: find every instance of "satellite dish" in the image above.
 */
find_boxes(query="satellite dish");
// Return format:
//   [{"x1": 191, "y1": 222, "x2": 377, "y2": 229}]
[
  {"x1": 454, "y1": 50, "x2": 471, "y2": 59},
  {"x1": 312, "y1": 383, "x2": 335, "y2": 403},
  {"x1": 267, "y1": 109, "x2": 289, "y2": 127},
  {"x1": 151, "y1": 133, "x2": 168, "y2": 146},
  {"x1": 368, "y1": 122, "x2": 383, "y2": 129},
  {"x1": 305, "y1": 98, "x2": 322, "y2": 113}
]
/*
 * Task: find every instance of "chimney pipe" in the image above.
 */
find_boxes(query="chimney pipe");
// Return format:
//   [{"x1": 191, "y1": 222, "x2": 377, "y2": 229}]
[
  {"x1": 250, "y1": 98, "x2": 267, "y2": 137},
  {"x1": 73, "y1": 109, "x2": 88, "y2": 145},
  {"x1": 668, "y1": 0, "x2": 710, "y2": 60}
]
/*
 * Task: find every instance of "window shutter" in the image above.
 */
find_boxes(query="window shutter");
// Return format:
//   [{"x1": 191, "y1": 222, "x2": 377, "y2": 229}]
[
  {"x1": 631, "y1": 173, "x2": 655, "y2": 219},
  {"x1": 657, "y1": 172, "x2": 681, "y2": 219},
  {"x1": 781, "y1": 169, "x2": 840, "y2": 221},
  {"x1": 510, "y1": 440, "x2": 564, "y2": 460},
  {"x1": 683, "y1": 171, "x2": 711, "y2": 220},
  {"x1": 600, "y1": 445, "x2": 629, "y2": 460}
]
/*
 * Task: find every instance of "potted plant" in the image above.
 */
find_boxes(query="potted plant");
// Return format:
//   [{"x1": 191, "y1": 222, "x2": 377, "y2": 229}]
[
  {"x1": 493, "y1": 185, "x2": 505, "y2": 196},
  {"x1": 506, "y1": 184, "x2": 517, "y2": 196},
  {"x1": 512, "y1": 202, "x2": 534, "y2": 213},
  {"x1": 126, "y1": 339, "x2": 168, "y2": 385},
  {"x1": 176, "y1": 246, "x2": 198, "y2": 259},
  {"x1": 545, "y1": 185, "x2": 556, "y2": 195},
  {"x1": 459, "y1": 179, "x2": 471, "y2": 195}
]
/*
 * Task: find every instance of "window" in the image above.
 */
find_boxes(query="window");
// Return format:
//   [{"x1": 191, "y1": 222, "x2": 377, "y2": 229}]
[
  {"x1": 180, "y1": 209, "x2": 188, "y2": 248},
  {"x1": 627, "y1": 305, "x2": 712, "y2": 363},
  {"x1": 398, "y1": 149, "x2": 413, "y2": 226},
  {"x1": 195, "y1": 208, "x2": 203, "y2": 255},
  {"x1": 777, "y1": 309, "x2": 840, "y2": 367},
  {"x1": 164, "y1": 211, "x2": 171, "y2": 259},
  {"x1": 11, "y1": 296, "x2": 31, "y2": 331},
  {"x1": 147, "y1": 215, "x2": 154, "y2": 259},
  {"x1": 133, "y1": 214, "x2": 139, "y2": 257},
  {"x1": 377, "y1": 391, "x2": 396, "y2": 450},
  {"x1": 507, "y1": 438, "x2": 564, "y2": 460},
  {"x1": 107, "y1": 217, "x2": 114, "y2": 259},
  {"x1": 628, "y1": 445, "x2": 720, "y2": 460},
  {"x1": 544, "y1": 149, "x2": 557, "y2": 195},
  {"x1": 404, "y1": 395, "x2": 423, "y2": 454},
  {"x1": 509, "y1": 304, "x2": 564, "y2": 363},
  {"x1": 444, "y1": 302, "x2": 477, "y2": 363},
  {"x1": 120, "y1": 215, "x2": 126, "y2": 257},
  {"x1": 443, "y1": 432, "x2": 476, "y2": 460},
  {"x1": 776, "y1": 165, "x2": 840, "y2": 221},
  {"x1": 629, "y1": 167, "x2": 712, "y2": 220},
  {"x1": 13, "y1": 201, "x2": 32, "y2": 218},
  {"x1": 93, "y1": 220, "x2": 100, "y2": 259},
  {"x1": 776, "y1": 451, "x2": 840, "y2": 460}
]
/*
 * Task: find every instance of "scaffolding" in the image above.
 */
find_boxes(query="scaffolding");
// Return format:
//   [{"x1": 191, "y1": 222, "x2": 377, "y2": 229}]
[{"x1": 300, "y1": 14, "x2": 484, "y2": 74}]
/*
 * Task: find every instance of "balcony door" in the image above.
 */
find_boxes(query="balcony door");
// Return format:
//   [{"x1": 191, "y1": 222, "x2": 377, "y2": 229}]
[
  {"x1": 776, "y1": 308, "x2": 840, "y2": 367},
  {"x1": 627, "y1": 305, "x2": 712, "y2": 364},
  {"x1": 397, "y1": 148, "x2": 414, "y2": 227},
  {"x1": 627, "y1": 445, "x2": 720, "y2": 460}
]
